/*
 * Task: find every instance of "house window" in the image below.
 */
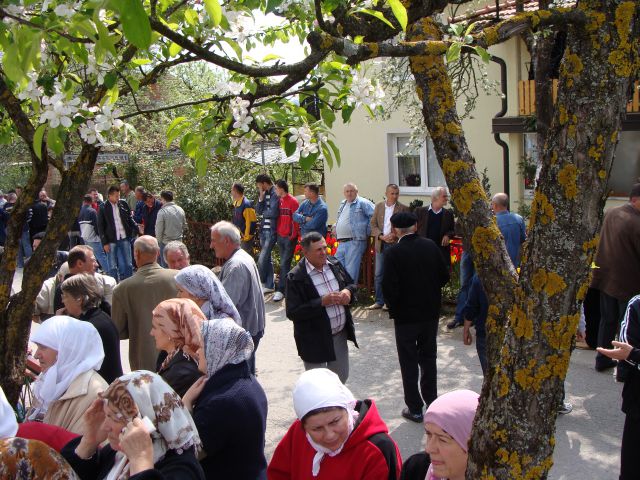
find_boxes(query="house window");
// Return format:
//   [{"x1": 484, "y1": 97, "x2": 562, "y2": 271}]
[
  {"x1": 523, "y1": 131, "x2": 640, "y2": 197},
  {"x1": 388, "y1": 134, "x2": 446, "y2": 194}
]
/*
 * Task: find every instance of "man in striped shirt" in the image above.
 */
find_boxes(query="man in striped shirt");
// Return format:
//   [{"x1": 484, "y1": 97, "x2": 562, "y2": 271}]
[
  {"x1": 285, "y1": 231, "x2": 358, "y2": 383},
  {"x1": 255, "y1": 174, "x2": 280, "y2": 293}
]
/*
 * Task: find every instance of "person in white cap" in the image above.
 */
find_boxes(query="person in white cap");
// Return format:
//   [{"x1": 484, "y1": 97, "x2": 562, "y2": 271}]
[{"x1": 268, "y1": 368, "x2": 401, "y2": 479}]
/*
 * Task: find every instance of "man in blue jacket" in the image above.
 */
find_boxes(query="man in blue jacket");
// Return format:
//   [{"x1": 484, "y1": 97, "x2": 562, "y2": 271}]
[
  {"x1": 255, "y1": 174, "x2": 279, "y2": 293},
  {"x1": 293, "y1": 182, "x2": 328, "y2": 237},
  {"x1": 333, "y1": 183, "x2": 375, "y2": 284}
]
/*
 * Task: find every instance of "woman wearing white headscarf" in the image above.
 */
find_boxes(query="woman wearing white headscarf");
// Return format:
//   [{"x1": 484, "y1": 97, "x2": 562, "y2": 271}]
[
  {"x1": 27, "y1": 315, "x2": 108, "y2": 435},
  {"x1": 182, "y1": 318, "x2": 268, "y2": 480},
  {"x1": 174, "y1": 265, "x2": 241, "y2": 323},
  {"x1": 268, "y1": 368, "x2": 402, "y2": 480},
  {"x1": 0, "y1": 386, "x2": 17, "y2": 439},
  {"x1": 61, "y1": 370, "x2": 204, "y2": 479}
]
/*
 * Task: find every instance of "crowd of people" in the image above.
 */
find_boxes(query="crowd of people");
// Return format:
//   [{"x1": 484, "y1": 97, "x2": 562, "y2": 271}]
[{"x1": 0, "y1": 177, "x2": 639, "y2": 479}]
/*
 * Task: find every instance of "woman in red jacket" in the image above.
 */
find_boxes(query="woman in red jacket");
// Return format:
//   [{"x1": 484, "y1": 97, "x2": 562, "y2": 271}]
[{"x1": 268, "y1": 368, "x2": 401, "y2": 479}]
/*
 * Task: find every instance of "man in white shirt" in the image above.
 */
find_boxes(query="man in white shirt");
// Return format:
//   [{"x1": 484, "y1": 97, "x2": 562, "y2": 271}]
[{"x1": 368, "y1": 184, "x2": 409, "y2": 309}]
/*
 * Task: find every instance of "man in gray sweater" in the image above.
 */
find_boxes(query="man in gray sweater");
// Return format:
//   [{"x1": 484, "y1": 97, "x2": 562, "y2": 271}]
[{"x1": 210, "y1": 220, "x2": 265, "y2": 374}]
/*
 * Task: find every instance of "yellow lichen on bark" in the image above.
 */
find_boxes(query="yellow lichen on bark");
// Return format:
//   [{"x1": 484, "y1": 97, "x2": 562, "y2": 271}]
[
  {"x1": 455, "y1": 178, "x2": 487, "y2": 215},
  {"x1": 485, "y1": 304, "x2": 501, "y2": 333},
  {"x1": 442, "y1": 158, "x2": 468, "y2": 178},
  {"x1": 530, "y1": 268, "x2": 567, "y2": 297},
  {"x1": 445, "y1": 121, "x2": 462, "y2": 135},
  {"x1": 577, "y1": 281, "x2": 590, "y2": 301},
  {"x1": 514, "y1": 359, "x2": 537, "y2": 389},
  {"x1": 557, "y1": 163, "x2": 578, "y2": 199},
  {"x1": 541, "y1": 313, "x2": 579, "y2": 349},
  {"x1": 498, "y1": 371, "x2": 510, "y2": 397},
  {"x1": 608, "y1": 2, "x2": 637, "y2": 76},
  {"x1": 483, "y1": 26, "x2": 499, "y2": 46},
  {"x1": 509, "y1": 303, "x2": 534, "y2": 339},
  {"x1": 471, "y1": 224, "x2": 500, "y2": 259},
  {"x1": 558, "y1": 105, "x2": 568, "y2": 125},
  {"x1": 530, "y1": 191, "x2": 556, "y2": 226},
  {"x1": 598, "y1": 169, "x2": 606, "y2": 179},
  {"x1": 560, "y1": 53, "x2": 583, "y2": 88},
  {"x1": 588, "y1": 135, "x2": 605, "y2": 162}
]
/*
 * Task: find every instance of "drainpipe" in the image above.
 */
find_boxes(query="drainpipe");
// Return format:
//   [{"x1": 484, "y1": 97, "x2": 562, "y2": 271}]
[{"x1": 491, "y1": 55, "x2": 510, "y2": 197}]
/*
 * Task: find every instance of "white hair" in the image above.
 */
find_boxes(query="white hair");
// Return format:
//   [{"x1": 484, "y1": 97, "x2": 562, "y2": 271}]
[{"x1": 210, "y1": 221, "x2": 241, "y2": 246}]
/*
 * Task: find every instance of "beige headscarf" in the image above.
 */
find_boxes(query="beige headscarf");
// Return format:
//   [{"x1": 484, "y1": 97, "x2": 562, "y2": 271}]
[
  {"x1": 152, "y1": 298, "x2": 206, "y2": 372},
  {"x1": 100, "y1": 371, "x2": 201, "y2": 480}
]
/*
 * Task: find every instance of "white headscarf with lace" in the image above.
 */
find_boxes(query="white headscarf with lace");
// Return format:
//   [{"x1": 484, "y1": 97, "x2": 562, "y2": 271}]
[
  {"x1": 100, "y1": 370, "x2": 201, "y2": 480},
  {"x1": 200, "y1": 318, "x2": 253, "y2": 378},
  {"x1": 175, "y1": 265, "x2": 242, "y2": 324},
  {"x1": 29, "y1": 315, "x2": 104, "y2": 420},
  {"x1": 292, "y1": 368, "x2": 359, "y2": 477}
]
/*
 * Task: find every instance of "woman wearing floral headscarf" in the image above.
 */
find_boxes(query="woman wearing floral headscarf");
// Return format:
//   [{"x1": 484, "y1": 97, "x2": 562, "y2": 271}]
[
  {"x1": 174, "y1": 264, "x2": 241, "y2": 323},
  {"x1": 61, "y1": 370, "x2": 205, "y2": 480},
  {"x1": 151, "y1": 298, "x2": 206, "y2": 396},
  {"x1": 27, "y1": 315, "x2": 108, "y2": 435},
  {"x1": 268, "y1": 368, "x2": 401, "y2": 480},
  {"x1": 182, "y1": 317, "x2": 268, "y2": 480},
  {"x1": 400, "y1": 389, "x2": 479, "y2": 480},
  {"x1": 1, "y1": 437, "x2": 79, "y2": 479}
]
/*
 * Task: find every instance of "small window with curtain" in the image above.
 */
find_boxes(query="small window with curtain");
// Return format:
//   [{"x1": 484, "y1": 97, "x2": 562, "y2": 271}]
[{"x1": 388, "y1": 134, "x2": 446, "y2": 194}]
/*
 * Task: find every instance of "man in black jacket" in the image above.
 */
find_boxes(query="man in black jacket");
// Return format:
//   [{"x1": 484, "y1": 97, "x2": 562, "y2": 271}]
[
  {"x1": 285, "y1": 231, "x2": 358, "y2": 383},
  {"x1": 383, "y1": 212, "x2": 449, "y2": 422},
  {"x1": 97, "y1": 185, "x2": 138, "y2": 281}
]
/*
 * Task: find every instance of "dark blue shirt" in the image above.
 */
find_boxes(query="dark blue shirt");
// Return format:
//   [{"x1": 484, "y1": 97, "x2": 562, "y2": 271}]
[{"x1": 463, "y1": 275, "x2": 488, "y2": 338}]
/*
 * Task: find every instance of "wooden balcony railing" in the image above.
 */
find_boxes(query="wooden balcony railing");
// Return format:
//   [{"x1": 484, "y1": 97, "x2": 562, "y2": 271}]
[{"x1": 518, "y1": 79, "x2": 640, "y2": 115}]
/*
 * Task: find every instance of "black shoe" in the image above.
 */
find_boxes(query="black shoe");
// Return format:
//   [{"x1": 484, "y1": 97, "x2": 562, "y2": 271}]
[
  {"x1": 401, "y1": 408, "x2": 423, "y2": 423},
  {"x1": 447, "y1": 319, "x2": 462, "y2": 329},
  {"x1": 595, "y1": 357, "x2": 617, "y2": 372}
]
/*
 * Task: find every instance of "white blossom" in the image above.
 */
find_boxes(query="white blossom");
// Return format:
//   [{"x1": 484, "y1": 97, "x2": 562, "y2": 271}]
[
  {"x1": 17, "y1": 73, "x2": 43, "y2": 103},
  {"x1": 288, "y1": 125, "x2": 312, "y2": 147},
  {"x1": 347, "y1": 72, "x2": 385, "y2": 109},
  {"x1": 230, "y1": 97, "x2": 252, "y2": 132},
  {"x1": 300, "y1": 142, "x2": 318, "y2": 157},
  {"x1": 40, "y1": 92, "x2": 80, "y2": 128},
  {"x1": 233, "y1": 114, "x2": 253, "y2": 132},
  {"x1": 4, "y1": 4, "x2": 25, "y2": 16},
  {"x1": 230, "y1": 136, "x2": 253, "y2": 157},
  {"x1": 54, "y1": 2, "x2": 79, "y2": 18},
  {"x1": 86, "y1": 49, "x2": 113, "y2": 85},
  {"x1": 79, "y1": 120, "x2": 105, "y2": 145},
  {"x1": 94, "y1": 104, "x2": 124, "y2": 132}
]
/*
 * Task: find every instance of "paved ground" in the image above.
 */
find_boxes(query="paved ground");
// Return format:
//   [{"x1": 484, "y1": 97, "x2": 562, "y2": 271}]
[{"x1": 21, "y1": 266, "x2": 623, "y2": 479}]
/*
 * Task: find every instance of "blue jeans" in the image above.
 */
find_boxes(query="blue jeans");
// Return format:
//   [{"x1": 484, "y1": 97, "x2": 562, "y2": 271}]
[
  {"x1": 158, "y1": 242, "x2": 166, "y2": 268},
  {"x1": 374, "y1": 247, "x2": 386, "y2": 305},
  {"x1": 334, "y1": 239, "x2": 367, "y2": 284},
  {"x1": 86, "y1": 241, "x2": 110, "y2": 275},
  {"x1": 258, "y1": 229, "x2": 276, "y2": 289},
  {"x1": 17, "y1": 229, "x2": 32, "y2": 268},
  {"x1": 454, "y1": 251, "x2": 475, "y2": 323},
  {"x1": 107, "y1": 238, "x2": 133, "y2": 281},
  {"x1": 277, "y1": 236, "x2": 295, "y2": 294}
]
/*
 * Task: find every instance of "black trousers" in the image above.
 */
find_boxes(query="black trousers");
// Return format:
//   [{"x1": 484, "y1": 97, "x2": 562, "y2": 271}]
[
  {"x1": 596, "y1": 291, "x2": 630, "y2": 362},
  {"x1": 620, "y1": 412, "x2": 640, "y2": 479},
  {"x1": 394, "y1": 320, "x2": 438, "y2": 413}
]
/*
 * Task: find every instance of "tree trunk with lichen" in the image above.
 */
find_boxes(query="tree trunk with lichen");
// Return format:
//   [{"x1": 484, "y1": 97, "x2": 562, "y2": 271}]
[
  {"x1": 0, "y1": 143, "x2": 100, "y2": 405},
  {"x1": 408, "y1": 0, "x2": 639, "y2": 478}
]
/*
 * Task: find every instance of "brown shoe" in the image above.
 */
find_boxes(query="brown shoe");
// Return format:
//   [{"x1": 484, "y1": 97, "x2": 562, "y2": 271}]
[{"x1": 366, "y1": 303, "x2": 383, "y2": 310}]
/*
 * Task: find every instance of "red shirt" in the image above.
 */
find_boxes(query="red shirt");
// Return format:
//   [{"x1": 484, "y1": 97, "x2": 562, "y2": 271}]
[{"x1": 277, "y1": 194, "x2": 300, "y2": 239}]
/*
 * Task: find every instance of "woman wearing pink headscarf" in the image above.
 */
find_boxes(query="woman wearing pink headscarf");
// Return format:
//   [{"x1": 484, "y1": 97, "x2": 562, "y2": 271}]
[{"x1": 400, "y1": 390, "x2": 479, "y2": 480}]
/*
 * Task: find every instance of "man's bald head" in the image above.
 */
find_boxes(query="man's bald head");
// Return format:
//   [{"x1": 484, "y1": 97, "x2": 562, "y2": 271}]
[
  {"x1": 134, "y1": 235, "x2": 160, "y2": 266},
  {"x1": 491, "y1": 193, "x2": 509, "y2": 212}
]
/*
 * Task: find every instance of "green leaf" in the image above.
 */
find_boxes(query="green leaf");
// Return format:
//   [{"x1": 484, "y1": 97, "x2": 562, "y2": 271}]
[
  {"x1": 94, "y1": 13, "x2": 117, "y2": 57},
  {"x1": 464, "y1": 21, "x2": 478, "y2": 37},
  {"x1": 103, "y1": 72, "x2": 117, "y2": 89},
  {"x1": 184, "y1": 9, "x2": 199, "y2": 26},
  {"x1": 446, "y1": 43, "x2": 462, "y2": 63},
  {"x1": 223, "y1": 38, "x2": 243, "y2": 60},
  {"x1": 2, "y1": 43, "x2": 24, "y2": 83},
  {"x1": 265, "y1": 0, "x2": 283, "y2": 13},
  {"x1": 354, "y1": 35, "x2": 364, "y2": 44},
  {"x1": 47, "y1": 127, "x2": 64, "y2": 155},
  {"x1": 281, "y1": 133, "x2": 297, "y2": 157},
  {"x1": 203, "y1": 0, "x2": 222, "y2": 26},
  {"x1": 355, "y1": 8, "x2": 394, "y2": 29},
  {"x1": 168, "y1": 42, "x2": 182, "y2": 57},
  {"x1": 131, "y1": 58, "x2": 152, "y2": 65},
  {"x1": 320, "y1": 108, "x2": 336, "y2": 128},
  {"x1": 195, "y1": 151, "x2": 208, "y2": 176},
  {"x1": 299, "y1": 150, "x2": 319, "y2": 170},
  {"x1": 386, "y1": 0, "x2": 407, "y2": 31},
  {"x1": 449, "y1": 24, "x2": 464, "y2": 36},
  {"x1": 33, "y1": 124, "x2": 46, "y2": 160},
  {"x1": 321, "y1": 142, "x2": 333, "y2": 169},
  {"x1": 475, "y1": 46, "x2": 491, "y2": 63},
  {"x1": 110, "y1": 0, "x2": 152, "y2": 49},
  {"x1": 262, "y1": 53, "x2": 282, "y2": 62},
  {"x1": 341, "y1": 105, "x2": 355, "y2": 123},
  {"x1": 327, "y1": 139, "x2": 341, "y2": 166}
]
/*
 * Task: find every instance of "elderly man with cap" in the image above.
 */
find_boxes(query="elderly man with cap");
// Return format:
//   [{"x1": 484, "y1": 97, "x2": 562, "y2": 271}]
[{"x1": 382, "y1": 212, "x2": 449, "y2": 423}]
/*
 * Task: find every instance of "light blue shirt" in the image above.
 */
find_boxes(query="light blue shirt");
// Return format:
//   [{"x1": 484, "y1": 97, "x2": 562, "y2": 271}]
[{"x1": 496, "y1": 210, "x2": 526, "y2": 266}]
